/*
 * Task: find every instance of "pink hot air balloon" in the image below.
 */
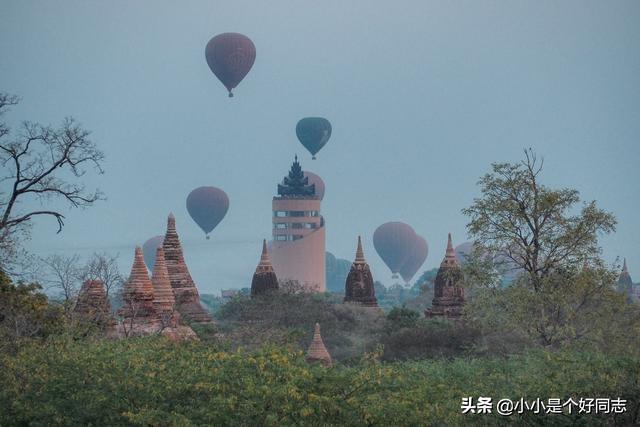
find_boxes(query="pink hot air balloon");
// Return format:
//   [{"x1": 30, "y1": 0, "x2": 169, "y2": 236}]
[
  {"x1": 399, "y1": 234, "x2": 429, "y2": 284},
  {"x1": 186, "y1": 186, "x2": 230, "y2": 239},
  {"x1": 373, "y1": 222, "x2": 417, "y2": 279},
  {"x1": 205, "y1": 33, "x2": 256, "y2": 97},
  {"x1": 303, "y1": 171, "x2": 325, "y2": 200},
  {"x1": 142, "y1": 235, "x2": 164, "y2": 270}
]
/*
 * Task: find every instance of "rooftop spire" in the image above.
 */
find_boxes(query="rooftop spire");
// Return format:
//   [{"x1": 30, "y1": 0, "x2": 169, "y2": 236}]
[
  {"x1": 251, "y1": 239, "x2": 278, "y2": 296},
  {"x1": 277, "y1": 155, "x2": 316, "y2": 197},
  {"x1": 623, "y1": 258, "x2": 628, "y2": 274},
  {"x1": 306, "y1": 323, "x2": 332, "y2": 366},
  {"x1": 440, "y1": 233, "x2": 460, "y2": 268},
  {"x1": 258, "y1": 239, "x2": 272, "y2": 267},
  {"x1": 355, "y1": 235, "x2": 365, "y2": 263}
]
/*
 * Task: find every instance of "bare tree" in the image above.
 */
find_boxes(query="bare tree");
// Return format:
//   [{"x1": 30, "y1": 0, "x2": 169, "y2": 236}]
[
  {"x1": 80, "y1": 252, "x2": 124, "y2": 300},
  {"x1": 0, "y1": 92, "x2": 105, "y2": 272},
  {"x1": 41, "y1": 254, "x2": 82, "y2": 310}
]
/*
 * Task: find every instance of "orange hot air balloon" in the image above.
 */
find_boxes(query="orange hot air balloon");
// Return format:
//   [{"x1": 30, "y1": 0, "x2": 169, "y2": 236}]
[
  {"x1": 205, "y1": 33, "x2": 256, "y2": 97},
  {"x1": 373, "y1": 222, "x2": 417, "y2": 279}
]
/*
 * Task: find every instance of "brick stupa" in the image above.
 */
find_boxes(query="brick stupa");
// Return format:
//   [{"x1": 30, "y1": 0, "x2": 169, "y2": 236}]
[
  {"x1": 151, "y1": 247, "x2": 178, "y2": 327},
  {"x1": 344, "y1": 236, "x2": 378, "y2": 307},
  {"x1": 162, "y1": 213, "x2": 213, "y2": 325},
  {"x1": 120, "y1": 247, "x2": 161, "y2": 334},
  {"x1": 306, "y1": 323, "x2": 332, "y2": 366},
  {"x1": 618, "y1": 258, "x2": 637, "y2": 301},
  {"x1": 251, "y1": 239, "x2": 279, "y2": 296},
  {"x1": 425, "y1": 233, "x2": 465, "y2": 319},
  {"x1": 74, "y1": 279, "x2": 115, "y2": 331}
]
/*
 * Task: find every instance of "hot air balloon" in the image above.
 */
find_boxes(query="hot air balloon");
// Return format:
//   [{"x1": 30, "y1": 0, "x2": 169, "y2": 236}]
[
  {"x1": 142, "y1": 235, "x2": 164, "y2": 270},
  {"x1": 373, "y1": 222, "x2": 417, "y2": 279},
  {"x1": 455, "y1": 241, "x2": 475, "y2": 264},
  {"x1": 186, "y1": 186, "x2": 229, "y2": 239},
  {"x1": 205, "y1": 33, "x2": 256, "y2": 97},
  {"x1": 296, "y1": 117, "x2": 331, "y2": 159},
  {"x1": 303, "y1": 171, "x2": 325, "y2": 200},
  {"x1": 399, "y1": 234, "x2": 429, "y2": 284}
]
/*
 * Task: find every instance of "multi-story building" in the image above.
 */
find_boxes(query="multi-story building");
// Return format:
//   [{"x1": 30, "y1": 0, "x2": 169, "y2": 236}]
[{"x1": 270, "y1": 156, "x2": 326, "y2": 292}]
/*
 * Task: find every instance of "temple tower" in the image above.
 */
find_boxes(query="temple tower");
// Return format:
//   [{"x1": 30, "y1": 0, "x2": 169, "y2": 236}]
[
  {"x1": 251, "y1": 239, "x2": 279, "y2": 296},
  {"x1": 151, "y1": 247, "x2": 178, "y2": 327},
  {"x1": 120, "y1": 247, "x2": 161, "y2": 332},
  {"x1": 270, "y1": 156, "x2": 326, "y2": 292},
  {"x1": 306, "y1": 323, "x2": 332, "y2": 366},
  {"x1": 618, "y1": 258, "x2": 636, "y2": 301},
  {"x1": 425, "y1": 233, "x2": 465, "y2": 319},
  {"x1": 162, "y1": 213, "x2": 213, "y2": 325},
  {"x1": 74, "y1": 279, "x2": 115, "y2": 331},
  {"x1": 344, "y1": 236, "x2": 378, "y2": 307}
]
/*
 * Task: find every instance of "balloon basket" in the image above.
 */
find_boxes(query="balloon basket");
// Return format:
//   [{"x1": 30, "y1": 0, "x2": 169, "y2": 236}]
[
  {"x1": 228, "y1": 92, "x2": 234, "y2": 98},
  {"x1": 391, "y1": 273, "x2": 399, "y2": 279},
  {"x1": 312, "y1": 156, "x2": 316, "y2": 160},
  {"x1": 206, "y1": 235, "x2": 210, "y2": 240}
]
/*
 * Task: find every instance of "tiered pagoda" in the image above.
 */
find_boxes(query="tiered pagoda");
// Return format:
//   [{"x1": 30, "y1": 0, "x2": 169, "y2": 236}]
[
  {"x1": 425, "y1": 233, "x2": 465, "y2": 319},
  {"x1": 306, "y1": 323, "x2": 332, "y2": 366},
  {"x1": 162, "y1": 213, "x2": 213, "y2": 326},
  {"x1": 277, "y1": 155, "x2": 316, "y2": 197},
  {"x1": 251, "y1": 239, "x2": 279, "y2": 296},
  {"x1": 120, "y1": 247, "x2": 161, "y2": 334},
  {"x1": 74, "y1": 279, "x2": 115, "y2": 331},
  {"x1": 618, "y1": 258, "x2": 637, "y2": 302},
  {"x1": 344, "y1": 236, "x2": 378, "y2": 307},
  {"x1": 151, "y1": 247, "x2": 178, "y2": 327}
]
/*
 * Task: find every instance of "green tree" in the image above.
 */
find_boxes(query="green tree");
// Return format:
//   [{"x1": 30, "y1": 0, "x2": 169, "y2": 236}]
[
  {"x1": 461, "y1": 150, "x2": 636, "y2": 349},
  {"x1": 0, "y1": 271, "x2": 65, "y2": 351}
]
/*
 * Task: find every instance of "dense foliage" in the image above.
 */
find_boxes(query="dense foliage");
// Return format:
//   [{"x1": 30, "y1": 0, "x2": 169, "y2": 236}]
[{"x1": 1, "y1": 337, "x2": 638, "y2": 426}]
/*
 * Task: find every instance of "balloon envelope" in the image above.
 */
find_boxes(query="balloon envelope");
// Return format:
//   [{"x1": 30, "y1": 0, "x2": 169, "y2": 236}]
[
  {"x1": 142, "y1": 235, "x2": 164, "y2": 270},
  {"x1": 399, "y1": 234, "x2": 428, "y2": 284},
  {"x1": 373, "y1": 222, "x2": 417, "y2": 277},
  {"x1": 303, "y1": 171, "x2": 325, "y2": 200},
  {"x1": 205, "y1": 33, "x2": 256, "y2": 97},
  {"x1": 186, "y1": 186, "x2": 230, "y2": 237},
  {"x1": 296, "y1": 117, "x2": 331, "y2": 159},
  {"x1": 455, "y1": 241, "x2": 475, "y2": 264}
]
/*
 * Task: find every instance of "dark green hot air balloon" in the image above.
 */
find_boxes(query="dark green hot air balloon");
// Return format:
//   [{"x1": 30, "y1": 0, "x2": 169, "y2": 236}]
[{"x1": 296, "y1": 117, "x2": 332, "y2": 159}]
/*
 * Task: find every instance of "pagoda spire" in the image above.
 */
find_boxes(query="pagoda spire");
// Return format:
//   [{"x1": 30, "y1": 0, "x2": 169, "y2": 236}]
[
  {"x1": 258, "y1": 239, "x2": 272, "y2": 268},
  {"x1": 251, "y1": 239, "x2": 279, "y2": 296},
  {"x1": 441, "y1": 233, "x2": 459, "y2": 267},
  {"x1": 355, "y1": 235, "x2": 365, "y2": 263},
  {"x1": 277, "y1": 155, "x2": 316, "y2": 197},
  {"x1": 306, "y1": 323, "x2": 332, "y2": 366}
]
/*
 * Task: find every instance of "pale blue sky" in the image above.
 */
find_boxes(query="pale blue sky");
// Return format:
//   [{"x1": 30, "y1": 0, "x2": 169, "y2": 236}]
[{"x1": 1, "y1": 1, "x2": 639, "y2": 293}]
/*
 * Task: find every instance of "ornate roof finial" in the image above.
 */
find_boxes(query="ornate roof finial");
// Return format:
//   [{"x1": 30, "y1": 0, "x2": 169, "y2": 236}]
[
  {"x1": 623, "y1": 258, "x2": 628, "y2": 273},
  {"x1": 277, "y1": 155, "x2": 316, "y2": 197},
  {"x1": 355, "y1": 235, "x2": 365, "y2": 263}
]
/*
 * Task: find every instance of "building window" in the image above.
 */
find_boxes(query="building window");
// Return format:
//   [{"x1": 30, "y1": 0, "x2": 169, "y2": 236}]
[
  {"x1": 292, "y1": 235, "x2": 304, "y2": 241},
  {"x1": 273, "y1": 211, "x2": 320, "y2": 218},
  {"x1": 275, "y1": 235, "x2": 287, "y2": 241},
  {"x1": 274, "y1": 223, "x2": 287, "y2": 229}
]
